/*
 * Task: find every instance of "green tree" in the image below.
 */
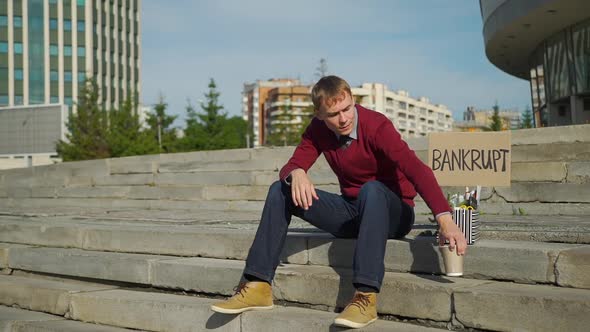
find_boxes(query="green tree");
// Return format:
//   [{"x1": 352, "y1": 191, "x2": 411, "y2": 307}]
[
  {"x1": 177, "y1": 99, "x2": 207, "y2": 151},
  {"x1": 180, "y1": 78, "x2": 249, "y2": 151},
  {"x1": 107, "y1": 98, "x2": 158, "y2": 157},
  {"x1": 56, "y1": 79, "x2": 110, "y2": 161},
  {"x1": 145, "y1": 94, "x2": 178, "y2": 153},
  {"x1": 520, "y1": 105, "x2": 533, "y2": 129},
  {"x1": 267, "y1": 102, "x2": 312, "y2": 146},
  {"x1": 487, "y1": 101, "x2": 503, "y2": 131},
  {"x1": 198, "y1": 78, "x2": 226, "y2": 143}
]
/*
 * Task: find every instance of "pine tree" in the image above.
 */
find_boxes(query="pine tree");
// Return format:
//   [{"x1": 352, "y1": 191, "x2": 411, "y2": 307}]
[
  {"x1": 521, "y1": 105, "x2": 533, "y2": 129},
  {"x1": 145, "y1": 94, "x2": 178, "y2": 153},
  {"x1": 107, "y1": 98, "x2": 158, "y2": 157},
  {"x1": 56, "y1": 79, "x2": 110, "y2": 161},
  {"x1": 487, "y1": 101, "x2": 503, "y2": 131},
  {"x1": 180, "y1": 78, "x2": 249, "y2": 151},
  {"x1": 198, "y1": 78, "x2": 227, "y2": 142}
]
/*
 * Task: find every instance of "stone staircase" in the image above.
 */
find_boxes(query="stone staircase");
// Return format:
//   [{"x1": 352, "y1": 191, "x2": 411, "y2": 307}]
[{"x1": 0, "y1": 125, "x2": 589, "y2": 331}]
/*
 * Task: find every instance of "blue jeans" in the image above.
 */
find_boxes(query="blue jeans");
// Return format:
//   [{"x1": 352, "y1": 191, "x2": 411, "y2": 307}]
[{"x1": 243, "y1": 180, "x2": 414, "y2": 291}]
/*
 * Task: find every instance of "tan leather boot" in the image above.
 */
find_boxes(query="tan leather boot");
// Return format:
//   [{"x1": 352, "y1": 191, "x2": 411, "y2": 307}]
[
  {"x1": 210, "y1": 281, "x2": 273, "y2": 314},
  {"x1": 333, "y1": 291, "x2": 378, "y2": 328}
]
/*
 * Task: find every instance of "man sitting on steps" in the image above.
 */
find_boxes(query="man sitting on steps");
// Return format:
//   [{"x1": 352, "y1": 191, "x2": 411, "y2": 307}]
[{"x1": 211, "y1": 75, "x2": 467, "y2": 329}]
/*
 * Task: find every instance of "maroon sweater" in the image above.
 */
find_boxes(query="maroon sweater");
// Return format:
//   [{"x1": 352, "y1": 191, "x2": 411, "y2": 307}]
[{"x1": 279, "y1": 105, "x2": 451, "y2": 216}]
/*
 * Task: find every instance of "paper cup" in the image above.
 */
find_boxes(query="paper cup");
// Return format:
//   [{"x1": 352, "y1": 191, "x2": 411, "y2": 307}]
[{"x1": 439, "y1": 245, "x2": 464, "y2": 277}]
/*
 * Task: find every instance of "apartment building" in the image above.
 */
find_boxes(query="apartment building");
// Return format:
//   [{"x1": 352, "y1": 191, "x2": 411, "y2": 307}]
[
  {"x1": 352, "y1": 83, "x2": 453, "y2": 139},
  {"x1": 0, "y1": 0, "x2": 141, "y2": 110},
  {"x1": 242, "y1": 78, "x2": 301, "y2": 147},
  {"x1": 0, "y1": 0, "x2": 141, "y2": 169},
  {"x1": 264, "y1": 85, "x2": 313, "y2": 145}
]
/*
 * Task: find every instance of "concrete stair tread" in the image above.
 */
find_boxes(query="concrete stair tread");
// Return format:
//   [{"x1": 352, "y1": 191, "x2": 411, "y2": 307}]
[
  {"x1": 0, "y1": 305, "x2": 135, "y2": 331},
  {"x1": 1, "y1": 217, "x2": 589, "y2": 287},
  {"x1": 3, "y1": 247, "x2": 590, "y2": 328},
  {"x1": 0, "y1": 274, "x2": 445, "y2": 332}
]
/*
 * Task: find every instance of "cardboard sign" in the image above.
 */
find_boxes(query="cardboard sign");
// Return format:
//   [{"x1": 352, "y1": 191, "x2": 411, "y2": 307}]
[{"x1": 428, "y1": 132, "x2": 511, "y2": 187}]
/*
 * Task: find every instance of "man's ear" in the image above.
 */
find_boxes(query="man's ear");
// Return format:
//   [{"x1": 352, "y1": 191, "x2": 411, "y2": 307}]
[{"x1": 313, "y1": 108, "x2": 323, "y2": 120}]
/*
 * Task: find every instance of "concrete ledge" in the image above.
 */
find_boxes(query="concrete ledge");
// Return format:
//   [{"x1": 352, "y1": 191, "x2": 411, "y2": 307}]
[
  {"x1": 81, "y1": 226, "x2": 307, "y2": 264},
  {"x1": 0, "y1": 243, "x2": 31, "y2": 268},
  {"x1": 93, "y1": 174, "x2": 155, "y2": 186},
  {"x1": 152, "y1": 257, "x2": 244, "y2": 294},
  {"x1": 109, "y1": 155, "x2": 159, "y2": 174},
  {"x1": 454, "y1": 282, "x2": 590, "y2": 332},
  {"x1": 495, "y1": 183, "x2": 590, "y2": 203},
  {"x1": 511, "y1": 142, "x2": 590, "y2": 162},
  {"x1": 556, "y1": 246, "x2": 590, "y2": 289},
  {"x1": 0, "y1": 275, "x2": 116, "y2": 315},
  {"x1": 242, "y1": 306, "x2": 447, "y2": 331},
  {"x1": 1, "y1": 220, "x2": 587, "y2": 285},
  {"x1": 0, "y1": 305, "x2": 63, "y2": 329},
  {"x1": 272, "y1": 264, "x2": 488, "y2": 322},
  {"x1": 567, "y1": 162, "x2": 590, "y2": 184},
  {"x1": 307, "y1": 236, "x2": 580, "y2": 284},
  {"x1": 0, "y1": 222, "x2": 82, "y2": 248},
  {"x1": 70, "y1": 289, "x2": 242, "y2": 332},
  {"x1": 13, "y1": 319, "x2": 135, "y2": 332},
  {"x1": 510, "y1": 124, "x2": 590, "y2": 145},
  {"x1": 7, "y1": 247, "x2": 177, "y2": 284},
  {"x1": 143, "y1": 255, "x2": 484, "y2": 322},
  {"x1": 511, "y1": 161, "x2": 566, "y2": 182}
]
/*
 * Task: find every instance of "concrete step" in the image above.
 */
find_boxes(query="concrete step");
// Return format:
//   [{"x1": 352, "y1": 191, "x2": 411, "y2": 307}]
[
  {"x1": 1, "y1": 218, "x2": 589, "y2": 287},
  {"x1": 2, "y1": 193, "x2": 589, "y2": 217},
  {"x1": 0, "y1": 253, "x2": 590, "y2": 331},
  {"x1": 0, "y1": 306, "x2": 135, "y2": 331},
  {"x1": 0, "y1": 274, "x2": 447, "y2": 332}
]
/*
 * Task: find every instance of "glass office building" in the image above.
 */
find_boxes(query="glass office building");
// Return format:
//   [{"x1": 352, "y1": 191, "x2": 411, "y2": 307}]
[
  {"x1": 480, "y1": 0, "x2": 590, "y2": 127},
  {"x1": 0, "y1": 0, "x2": 141, "y2": 110}
]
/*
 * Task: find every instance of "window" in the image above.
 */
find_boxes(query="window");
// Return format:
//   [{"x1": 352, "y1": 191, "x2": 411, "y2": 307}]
[
  {"x1": 0, "y1": 42, "x2": 7, "y2": 53},
  {"x1": 77, "y1": 0, "x2": 85, "y2": 6},
  {"x1": 13, "y1": 16, "x2": 23, "y2": 28},
  {"x1": 64, "y1": 97, "x2": 73, "y2": 105},
  {"x1": 0, "y1": 95, "x2": 9, "y2": 105},
  {"x1": 77, "y1": 46, "x2": 85, "y2": 56},
  {"x1": 50, "y1": 19, "x2": 58, "y2": 30},
  {"x1": 14, "y1": 69, "x2": 23, "y2": 80},
  {"x1": 50, "y1": 96, "x2": 59, "y2": 103},
  {"x1": 49, "y1": 0, "x2": 57, "y2": 4},
  {"x1": 78, "y1": 71, "x2": 86, "y2": 82},
  {"x1": 0, "y1": 15, "x2": 7, "y2": 27},
  {"x1": 77, "y1": 20, "x2": 85, "y2": 32},
  {"x1": 14, "y1": 43, "x2": 23, "y2": 54},
  {"x1": 64, "y1": 19, "x2": 72, "y2": 31},
  {"x1": 64, "y1": 71, "x2": 72, "y2": 82},
  {"x1": 15, "y1": 95, "x2": 24, "y2": 105},
  {"x1": 64, "y1": 45, "x2": 72, "y2": 56},
  {"x1": 50, "y1": 70, "x2": 58, "y2": 81},
  {"x1": 50, "y1": 44, "x2": 58, "y2": 56}
]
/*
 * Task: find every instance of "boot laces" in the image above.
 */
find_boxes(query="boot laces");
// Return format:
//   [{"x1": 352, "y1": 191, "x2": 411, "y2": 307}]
[
  {"x1": 348, "y1": 293, "x2": 371, "y2": 312},
  {"x1": 233, "y1": 282, "x2": 249, "y2": 298}
]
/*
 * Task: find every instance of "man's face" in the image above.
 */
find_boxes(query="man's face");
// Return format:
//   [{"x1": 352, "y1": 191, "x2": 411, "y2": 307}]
[{"x1": 317, "y1": 92, "x2": 355, "y2": 136}]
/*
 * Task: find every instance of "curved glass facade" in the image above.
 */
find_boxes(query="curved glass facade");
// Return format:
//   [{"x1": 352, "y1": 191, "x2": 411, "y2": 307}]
[{"x1": 529, "y1": 18, "x2": 590, "y2": 126}]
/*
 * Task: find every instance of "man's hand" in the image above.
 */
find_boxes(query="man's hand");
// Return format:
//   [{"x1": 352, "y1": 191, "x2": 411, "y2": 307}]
[
  {"x1": 290, "y1": 168, "x2": 319, "y2": 210},
  {"x1": 437, "y1": 213, "x2": 467, "y2": 255}
]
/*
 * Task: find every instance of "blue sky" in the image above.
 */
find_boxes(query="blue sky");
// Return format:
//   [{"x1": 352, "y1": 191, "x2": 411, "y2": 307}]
[{"x1": 141, "y1": 0, "x2": 531, "y2": 125}]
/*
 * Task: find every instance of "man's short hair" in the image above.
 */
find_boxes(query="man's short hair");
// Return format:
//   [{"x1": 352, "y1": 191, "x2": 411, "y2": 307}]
[{"x1": 311, "y1": 75, "x2": 353, "y2": 114}]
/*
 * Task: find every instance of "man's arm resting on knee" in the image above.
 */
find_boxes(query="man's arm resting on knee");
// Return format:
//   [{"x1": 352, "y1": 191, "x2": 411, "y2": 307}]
[{"x1": 289, "y1": 168, "x2": 319, "y2": 210}]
